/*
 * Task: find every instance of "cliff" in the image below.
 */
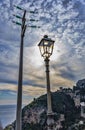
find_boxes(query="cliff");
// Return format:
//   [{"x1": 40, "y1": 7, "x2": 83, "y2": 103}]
[{"x1": 4, "y1": 91, "x2": 80, "y2": 130}]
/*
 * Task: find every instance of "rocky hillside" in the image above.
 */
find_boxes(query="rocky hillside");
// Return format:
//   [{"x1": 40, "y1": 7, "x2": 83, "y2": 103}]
[
  {"x1": 4, "y1": 91, "x2": 80, "y2": 130},
  {"x1": 76, "y1": 79, "x2": 85, "y2": 88},
  {"x1": 73, "y1": 79, "x2": 85, "y2": 102}
]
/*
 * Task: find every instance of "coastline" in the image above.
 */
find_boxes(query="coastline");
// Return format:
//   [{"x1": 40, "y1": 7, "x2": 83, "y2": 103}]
[{"x1": 0, "y1": 105, "x2": 16, "y2": 128}]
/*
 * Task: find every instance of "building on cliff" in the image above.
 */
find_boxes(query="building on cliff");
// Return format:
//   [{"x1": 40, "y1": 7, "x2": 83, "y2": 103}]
[{"x1": 81, "y1": 102, "x2": 85, "y2": 118}]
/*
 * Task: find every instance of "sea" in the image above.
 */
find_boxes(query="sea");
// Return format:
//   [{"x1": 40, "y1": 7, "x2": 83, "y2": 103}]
[{"x1": 0, "y1": 105, "x2": 16, "y2": 128}]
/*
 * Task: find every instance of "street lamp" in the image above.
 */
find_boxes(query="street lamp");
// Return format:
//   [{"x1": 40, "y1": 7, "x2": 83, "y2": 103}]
[{"x1": 38, "y1": 35, "x2": 55, "y2": 130}]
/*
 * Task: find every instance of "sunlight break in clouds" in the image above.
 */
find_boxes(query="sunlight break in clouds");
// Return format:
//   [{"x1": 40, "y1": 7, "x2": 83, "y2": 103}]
[{"x1": 0, "y1": 0, "x2": 85, "y2": 105}]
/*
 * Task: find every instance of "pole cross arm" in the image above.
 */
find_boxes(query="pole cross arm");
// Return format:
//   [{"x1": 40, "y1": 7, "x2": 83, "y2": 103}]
[
  {"x1": 14, "y1": 5, "x2": 38, "y2": 14},
  {"x1": 27, "y1": 25, "x2": 40, "y2": 28},
  {"x1": 12, "y1": 21, "x2": 22, "y2": 26},
  {"x1": 13, "y1": 14, "x2": 22, "y2": 19}
]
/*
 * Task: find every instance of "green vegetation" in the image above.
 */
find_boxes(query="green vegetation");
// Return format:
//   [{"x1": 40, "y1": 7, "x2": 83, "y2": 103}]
[
  {"x1": 4, "y1": 91, "x2": 81, "y2": 130},
  {"x1": 22, "y1": 123, "x2": 43, "y2": 130}
]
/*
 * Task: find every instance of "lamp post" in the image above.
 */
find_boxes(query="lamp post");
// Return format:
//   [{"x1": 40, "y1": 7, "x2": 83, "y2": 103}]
[{"x1": 38, "y1": 35, "x2": 55, "y2": 130}]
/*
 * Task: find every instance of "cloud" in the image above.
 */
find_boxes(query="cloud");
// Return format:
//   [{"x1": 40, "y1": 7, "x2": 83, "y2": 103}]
[
  {"x1": 0, "y1": 0, "x2": 85, "y2": 105},
  {"x1": 0, "y1": 83, "x2": 46, "y2": 105}
]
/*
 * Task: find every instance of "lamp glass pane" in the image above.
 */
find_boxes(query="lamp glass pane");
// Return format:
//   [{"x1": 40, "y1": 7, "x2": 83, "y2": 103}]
[
  {"x1": 43, "y1": 46, "x2": 51, "y2": 58},
  {"x1": 39, "y1": 46, "x2": 44, "y2": 56},
  {"x1": 49, "y1": 44, "x2": 54, "y2": 54},
  {"x1": 44, "y1": 41, "x2": 49, "y2": 46},
  {"x1": 41, "y1": 41, "x2": 54, "y2": 58},
  {"x1": 38, "y1": 36, "x2": 54, "y2": 58}
]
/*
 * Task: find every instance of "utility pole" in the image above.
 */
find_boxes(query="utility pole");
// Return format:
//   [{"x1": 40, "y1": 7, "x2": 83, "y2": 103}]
[
  {"x1": 13, "y1": 5, "x2": 40, "y2": 130},
  {"x1": 16, "y1": 10, "x2": 26, "y2": 130}
]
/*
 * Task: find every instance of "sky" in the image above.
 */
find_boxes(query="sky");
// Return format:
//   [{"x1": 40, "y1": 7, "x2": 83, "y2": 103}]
[{"x1": 0, "y1": 0, "x2": 85, "y2": 105}]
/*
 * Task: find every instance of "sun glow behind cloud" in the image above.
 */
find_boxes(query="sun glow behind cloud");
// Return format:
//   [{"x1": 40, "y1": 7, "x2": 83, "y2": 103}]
[{"x1": 0, "y1": 0, "x2": 85, "y2": 105}]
